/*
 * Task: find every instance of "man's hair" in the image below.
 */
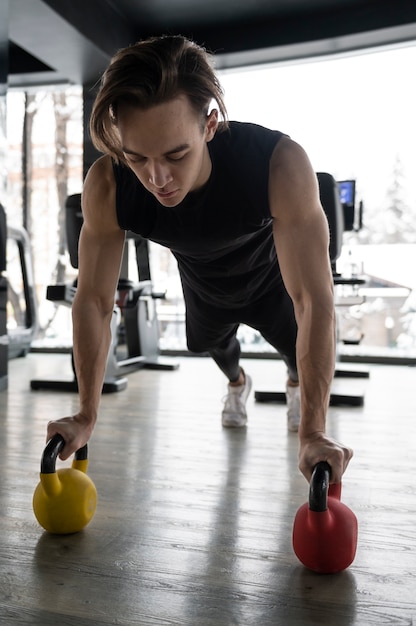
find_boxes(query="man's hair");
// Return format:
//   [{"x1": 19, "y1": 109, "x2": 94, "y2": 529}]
[{"x1": 90, "y1": 35, "x2": 229, "y2": 162}]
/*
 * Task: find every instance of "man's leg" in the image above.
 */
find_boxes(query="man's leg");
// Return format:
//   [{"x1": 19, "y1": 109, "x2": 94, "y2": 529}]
[
  {"x1": 209, "y1": 336, "x2": 252, "y2": 428},
  {"x1": 208, "y1": 335, "x2": 241, "y2": 383},
  {"x1": 259, "y1": 334, "x2": 300, "y2": 432},
  {"x1": 244, "y1": 287, "x2": 301, "y2": 431},
  {"x1": 183, "y1": 286, "x2": 252, "y2": 428}
]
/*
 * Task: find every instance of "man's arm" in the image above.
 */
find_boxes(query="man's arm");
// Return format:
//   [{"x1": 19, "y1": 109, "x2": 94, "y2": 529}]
[
  {"x1": 269, "y1": 136, "x2": 353, "y2": 483},
  {"x1": 46, "y1": 155, "x2": 126, "y2": 459}
]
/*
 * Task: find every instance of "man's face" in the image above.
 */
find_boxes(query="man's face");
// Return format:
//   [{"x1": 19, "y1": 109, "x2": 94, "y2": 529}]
[{"x1": 116, "y1": 95, "x2": 218, "y2": 207}]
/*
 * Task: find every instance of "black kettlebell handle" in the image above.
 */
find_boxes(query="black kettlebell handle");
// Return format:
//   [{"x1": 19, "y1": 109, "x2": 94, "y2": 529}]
[
  {"x1": 309, "y1": 461, "x2": 331, "y2": 512},
  {"x1": 41, "y1": 434, "x2": 88, "y2": 474}
]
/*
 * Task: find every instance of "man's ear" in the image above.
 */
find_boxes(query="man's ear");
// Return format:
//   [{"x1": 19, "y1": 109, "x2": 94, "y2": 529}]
[{"x1": 205, "y1": 109, "x2": 218, "y2": 142}]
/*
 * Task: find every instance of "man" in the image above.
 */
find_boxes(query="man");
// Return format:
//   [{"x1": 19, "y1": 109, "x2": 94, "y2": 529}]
[{"x1": 47, "y1": 35, "x2": 352, "y2": 483}]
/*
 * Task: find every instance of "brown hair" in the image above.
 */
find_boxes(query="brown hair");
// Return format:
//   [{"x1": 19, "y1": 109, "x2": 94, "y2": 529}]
[{"x1": 90, "y1": 35, "x2": 228, "y2": 162}]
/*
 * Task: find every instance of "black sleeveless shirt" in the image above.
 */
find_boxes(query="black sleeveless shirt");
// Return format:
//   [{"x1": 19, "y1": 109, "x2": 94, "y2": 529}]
[{"x1": 113, "y1": 121, "x2": 286, "y2": 308}]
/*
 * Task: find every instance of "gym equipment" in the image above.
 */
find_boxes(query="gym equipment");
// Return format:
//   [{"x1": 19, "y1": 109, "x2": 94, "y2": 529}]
[
  {"x1": 30, "y1": 194, "x2": 178, "y2": 393},
  {"x1": 255, "y1": 172, "x2": 369, "y2": 408},
  {"x1": 0, "y1": 204, "x2": 6, "y2": 390},
  {"x1": 33, "y1": 434, "x2": 97, "y2": 534},
  {"x1": 0, "y1": 204, "x2": 37, "y2": 391},
  {"x1": 292, "y1": 461, "x2": 358, "y2": 574},
  {"x1": 7, "y1": 224, "x2": 38, "y2": 358}
]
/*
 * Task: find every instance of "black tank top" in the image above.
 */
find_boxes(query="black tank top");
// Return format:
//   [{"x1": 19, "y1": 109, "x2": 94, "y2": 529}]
[{"x1": 113, "y1": 121, "x2": 286, "y2": 307}]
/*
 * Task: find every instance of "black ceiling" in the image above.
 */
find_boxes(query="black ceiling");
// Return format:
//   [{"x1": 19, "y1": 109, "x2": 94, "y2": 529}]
[{"x1": 7, "y1": 0, "x2": 416, "y2": 88}]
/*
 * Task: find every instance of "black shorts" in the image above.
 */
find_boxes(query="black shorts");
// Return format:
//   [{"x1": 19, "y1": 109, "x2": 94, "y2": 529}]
[{"x1": 183, "y1": 281, "x2": 298, "y2": 372}]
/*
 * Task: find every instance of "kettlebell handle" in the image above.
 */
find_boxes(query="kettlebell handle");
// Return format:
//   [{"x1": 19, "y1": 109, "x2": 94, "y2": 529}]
[
  {"x1": 41, "y1": 434, "x2": 88, "y2": 474},
  {"x1": 309, "y1": 461, "x2": 331, "y2": 512}
]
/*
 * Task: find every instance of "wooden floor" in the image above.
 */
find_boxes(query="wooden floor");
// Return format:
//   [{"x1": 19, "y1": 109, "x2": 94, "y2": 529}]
[{"x1": 0, "y1": 352, "x2": 415, "y2": 625}]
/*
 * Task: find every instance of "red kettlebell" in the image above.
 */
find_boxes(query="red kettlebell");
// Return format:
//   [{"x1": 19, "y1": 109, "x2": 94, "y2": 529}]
[{"x1": 292, "y1": 461, "x2": 358, "y2": 574}]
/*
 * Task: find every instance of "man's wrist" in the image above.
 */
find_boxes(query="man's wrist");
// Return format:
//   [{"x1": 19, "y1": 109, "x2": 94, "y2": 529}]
[{"x1": 298, "y1": 427, "x2": 326, "y2": 442}]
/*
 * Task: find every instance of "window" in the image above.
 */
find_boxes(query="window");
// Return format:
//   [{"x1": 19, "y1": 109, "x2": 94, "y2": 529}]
[
  {"x1": 7, "y1": 87, "x2": 82, "y2": 347},
  {"x1": 6, "y1": 45, "x2": 416, "y2": 362},
  {"x1": 154, "y1": 44, "x2": 416, "y2": 360}
]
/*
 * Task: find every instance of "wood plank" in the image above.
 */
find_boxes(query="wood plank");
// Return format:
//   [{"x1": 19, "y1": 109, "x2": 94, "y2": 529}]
[{"x1": 0, "y1": 353, "x2": 415, "y2": 625}]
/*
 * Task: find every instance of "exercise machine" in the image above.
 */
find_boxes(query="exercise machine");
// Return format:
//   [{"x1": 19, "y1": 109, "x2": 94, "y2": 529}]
[
  {"x1": 30, "y1": 194, "x2": 178, "y2": 393},
  {"x1": 0, "y1": 204, "x2": 7, "y2": 390},
  {"x1": 7, "y1": 223, "x2": 38, "y2": 358},
  {"x1": 1, "y1": 203, "x2": 38, "y2": 391},
  {"x1": 254, "y1": 172, "x2": 369, "y2": 408}
]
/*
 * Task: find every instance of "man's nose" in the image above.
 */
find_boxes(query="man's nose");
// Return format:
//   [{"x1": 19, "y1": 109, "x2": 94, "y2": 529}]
[{"x1": 148, "y1": 162, "x2": 173, "y2": 188}]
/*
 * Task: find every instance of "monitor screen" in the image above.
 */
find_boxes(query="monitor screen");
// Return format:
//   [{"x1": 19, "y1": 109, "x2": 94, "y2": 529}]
[{"x1": 337, "y1": 180, "x2": 356, "y2": 231}]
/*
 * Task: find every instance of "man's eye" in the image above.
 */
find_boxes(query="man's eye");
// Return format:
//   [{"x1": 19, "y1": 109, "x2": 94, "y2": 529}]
[
  {"x1": 168, "y1": 153, "x2": 187, "y2": 162},
  {"x1": 124, "y1": 154, "x2": 145, "y2": 164}
]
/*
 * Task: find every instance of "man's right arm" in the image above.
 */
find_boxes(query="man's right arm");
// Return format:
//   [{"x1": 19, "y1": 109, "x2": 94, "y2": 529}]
[{"x1": 46, "y1": 156, "x2": 126, "y2": 459}]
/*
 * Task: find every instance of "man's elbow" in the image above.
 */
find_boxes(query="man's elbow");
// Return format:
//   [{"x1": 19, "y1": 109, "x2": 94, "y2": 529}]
[{"x1": 72, "y1": 290, "x2": 115, "y2": 321}]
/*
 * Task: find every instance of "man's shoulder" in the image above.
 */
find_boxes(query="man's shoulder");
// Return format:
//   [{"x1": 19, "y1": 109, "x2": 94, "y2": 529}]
[
  {"x1": 218, "y1": 120, "x2": 281, "y2": 136},
  {"x1": 213, "y1": 121, "x2": 284, "y2": 152},
  {"x1": 83, "y1": 156, "x2": 115, "y2": 204}
]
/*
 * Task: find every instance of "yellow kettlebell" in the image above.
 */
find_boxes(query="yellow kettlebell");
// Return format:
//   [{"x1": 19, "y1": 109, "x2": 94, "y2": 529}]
[{"x1": 33, "y1": 434, "x2": 97, "y2": 534}]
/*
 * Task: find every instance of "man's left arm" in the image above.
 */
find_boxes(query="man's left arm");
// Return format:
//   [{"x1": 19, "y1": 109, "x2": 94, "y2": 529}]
[{"x1": 269, "y1": 136, "x2": 353, "y2": 483}]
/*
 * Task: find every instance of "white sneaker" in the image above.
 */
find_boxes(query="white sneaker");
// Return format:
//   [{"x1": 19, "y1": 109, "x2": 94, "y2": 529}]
[
  {"x1": 286, "y1": 382, "x2": 301, "y2": 432},
  {"x1": 222, "y1": 373, "x2": 252, "y2": 428}
]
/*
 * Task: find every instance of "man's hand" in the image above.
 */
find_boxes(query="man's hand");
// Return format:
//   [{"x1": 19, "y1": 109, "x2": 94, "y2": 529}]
[
  {"x1": 298, "y1": 432, "x2": 353, "y2": 484},
  {"x1": 46, "y1": 413, "x2": 95, "y2": 461}
]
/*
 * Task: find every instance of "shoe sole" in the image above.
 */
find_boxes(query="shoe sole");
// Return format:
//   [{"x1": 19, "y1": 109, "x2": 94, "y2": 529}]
[
  {"x1": 222, "y1": 415, "x2": 248, "y2": 428},
  {"x1": 287, "y1": 420, "x2": 300, "y2": 433}
]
